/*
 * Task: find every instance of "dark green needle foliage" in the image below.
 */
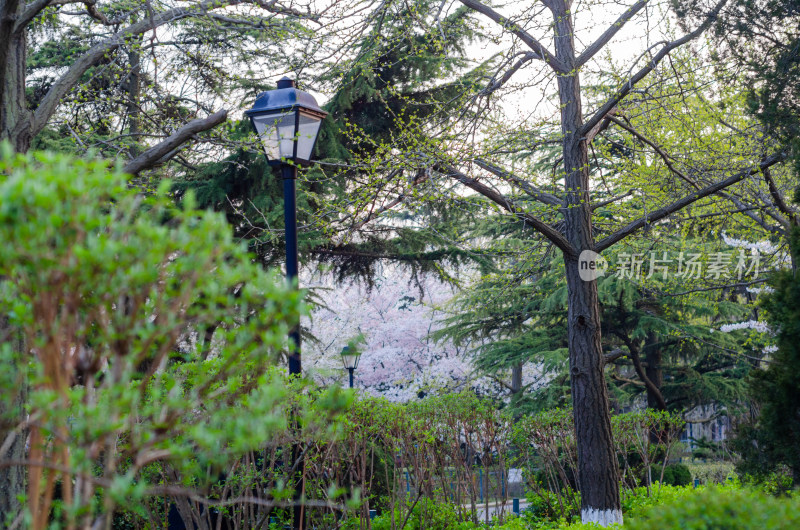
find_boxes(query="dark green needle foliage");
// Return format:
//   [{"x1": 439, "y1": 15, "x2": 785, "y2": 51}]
[
  {"x1": 432, "y1": 255, "x2": 571, "y2": 414},
  {"x1": 733, "y1": 231, "x2": 800, "y2": 486},
  {"x1": 435, "y1": 238, "x2": 760, "y2": 416},
  {"x1": 596, "y1": 268, "x2": 754, "y2": 413},
  {"x1": 175, "y1": 1, "x2": 489, "y2": 284}
]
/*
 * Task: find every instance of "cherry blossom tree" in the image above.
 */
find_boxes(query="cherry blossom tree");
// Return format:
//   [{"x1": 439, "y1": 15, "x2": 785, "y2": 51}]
[{"x1": 301, "y1": 266, "x2": 533, "y2": 401}]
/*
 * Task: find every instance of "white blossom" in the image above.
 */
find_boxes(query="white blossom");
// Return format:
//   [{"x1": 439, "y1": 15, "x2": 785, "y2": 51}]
[
  {"x1": 719, "y1": 320, "x2": 771, "y2": 333},
  {"x1": 721, "y1": 232, "x2": 778, "y2": 254}
]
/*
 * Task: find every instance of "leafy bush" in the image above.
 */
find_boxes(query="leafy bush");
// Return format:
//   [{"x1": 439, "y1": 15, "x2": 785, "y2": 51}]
[
  {"x1": 620, "y1": 483, "x2": 699, "y2": 519},
  {"x1": 363, "y1": 499, "x2": 477, "y2": 530},
  {"x1": 626, "y1": 486, "x2": 800, "y2": 529},
  {"x1": 649, "y1": 463, "x2": 692, "y2": 486},
  {"x1": 0, "y1": 148, "x2": 348, "y2": 528}
]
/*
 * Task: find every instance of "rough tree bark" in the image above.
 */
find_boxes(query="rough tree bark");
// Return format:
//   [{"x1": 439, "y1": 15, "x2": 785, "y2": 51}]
[
  {"x1": 551, "y1": 1, "x2": 622, "y2": 521},
  {"x1": 0, "y1": 4, "x2": 28, "y2": 519},
  {"x1": 0, "y1": 0, "x2": 31, "y2": 152},
  {"x1": 643, "y1": 334, "x2": 665, "y2": 411},
  {"x1": 125, "y1": 30, "x2": 143, "y2": 158},
  {"x1": 0, "y1": 315, "x2": 26, "y2": 525},
  {"x1": 511, "y1": 362, "x2": 523, "y2": 394}
]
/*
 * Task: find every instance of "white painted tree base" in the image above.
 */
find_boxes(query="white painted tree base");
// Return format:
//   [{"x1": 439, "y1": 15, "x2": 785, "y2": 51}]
[{"x1": 581, "y1": 508, "x2": 623, "y2": 526}]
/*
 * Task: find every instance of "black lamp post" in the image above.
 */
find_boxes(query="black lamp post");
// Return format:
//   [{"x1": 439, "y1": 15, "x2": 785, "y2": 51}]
[
  {"x1": 245, "y1": 77, "x2": 327, "y2": 375},
  {"x1": 340, "y1": 346, "x2": 362, "y2": 389},
  {"x1": 246, "y1": 77, "x2": 326, "y2": 530}
]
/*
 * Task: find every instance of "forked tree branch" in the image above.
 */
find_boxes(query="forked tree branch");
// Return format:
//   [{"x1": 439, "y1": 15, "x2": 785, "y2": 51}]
[
  {"x1": 483, "y1": 52, "x2": 539, "y2": 96},
  {"x1": 576, "y1": 0, "x2": 649, "y2": 68},
  {"x1": 439, "y1": 164, "x2": 577, "y2": 258},
  {"x1": 459, "y1": 0, "x2": 568, "y2": 73},
  {"x1": 595, "y1": 150, "x2": 788, "y2": 252},
  {"x1": 617, "y1": 333, "x2": 667, "y2": 410},
  {"x1": 122, "y1": 109, "x2": 227, "y2": 175},
  {"x1": 581, "y1": 0, "x2": 728, "y2": 136}
]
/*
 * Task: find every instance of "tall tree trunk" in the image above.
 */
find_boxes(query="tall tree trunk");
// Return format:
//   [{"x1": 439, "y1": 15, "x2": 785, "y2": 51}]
[
  {"x1": 0, "y1": 2, "x2": 29, "y2": 522},
  {"x1": 643, "y1": 334, "x2": 666, "y2": 444},
  {"x1": 511, "y1": 362, "x2": 522, "y2": 394},
  {"x1": 0, "y1": 315, "x2": 27, "y2": 525},
  {"x1": 644, "y1": 333, "x2": 664, "y2": 411},
  {"x1": 0, "y1": 0, "x2": 32, "y2": 152},
  {"x1": 552, "y1": 1, "x2": 622, "y2": 524}
]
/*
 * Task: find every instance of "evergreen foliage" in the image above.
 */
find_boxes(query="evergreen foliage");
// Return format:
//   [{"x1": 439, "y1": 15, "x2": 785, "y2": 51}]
[
  {"x1": 435, "y1": 236, "x2": 762, "y2": 416},
  {"x1": 733, "y1": 230, "x2": 800, "y2": 485},
  {"x1": 173, "y1": 0, "x2": 490, "y2": 283}
]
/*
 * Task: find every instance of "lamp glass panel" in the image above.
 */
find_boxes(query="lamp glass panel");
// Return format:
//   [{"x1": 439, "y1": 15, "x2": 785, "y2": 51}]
[
  {"x1": 252, "y1": 111, "x2": 297, "y2": 160},
  {"x1": 295, "y1": 111, "x2": 323, "y2": 161},
  {"x1": 341, "y1": 352, "x2": 360, "y2": 369}
]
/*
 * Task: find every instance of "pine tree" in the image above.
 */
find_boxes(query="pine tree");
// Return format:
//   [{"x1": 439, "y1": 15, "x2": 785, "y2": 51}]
[{"x1": 175, "y1": 0, "x2": 491, "y2": 281}]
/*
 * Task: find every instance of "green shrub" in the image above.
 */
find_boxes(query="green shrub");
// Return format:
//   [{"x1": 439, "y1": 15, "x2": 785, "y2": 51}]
[
  {"x1": 620, "y1": 484, "x2": 697, "y2": 521},
  {"x1": 649, "y1": 463, "x2": 693, "y2": 486},
  {"x1": 364, "y1": 499, "x2": 477, "y2": 530},
  {"x1": 626, "y1": 486, "x2": 800, "y2": 529},
  {"x1": 0, "y1": 148, "x2": 349, "y2": 526}
]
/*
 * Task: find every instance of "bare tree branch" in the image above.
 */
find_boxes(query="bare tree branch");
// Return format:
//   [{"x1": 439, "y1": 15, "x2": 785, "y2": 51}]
[
  {"x1": 591, "y1": 190, "x2": 632, "y2": 211},
  {"x1": 122, "y1": 109, "x2": 227, "y2": 175},
  {"x1": 595, "y1": 150, "x2": 788, "y2": 252},
  {"x1": 438, "y1": 164, "x2": 577, "y2": 258},
  {"x1": 603, "y1": 347, "x2": 626, "y2": 364},
  {"x1": 617, "y1": 333, "x2": 667, "y2": 410},
  {"x1": 717, "y1": 189, "x2": 787, "y2": 234},
  {"x1": 606, "y1": 115, "x2": 700, "y2": 189},
  {"x1": 576, "y1": 0, "x2": 649, "y2": 68},
  {"x1": 473, "y1": 158, "x2": 563, "y2": 206},
  {"x1": 29, "y1": 0, "x2": 273, "y2": 137},
  {"x1": 482, "y1": 52, "x2": 538, "y2": 95},
  {"x1": 580, "y1": 0, "x2": 728, "y2": 137},
  {"x1": 763, "y1": 164, "x2": 798, "y2": 223},
  {"x1": 459, "y1": 0, "x2": 568, "y2": 73},
  {"x1": 334, "y1": 168, "x2": 431, "y2": 244}
]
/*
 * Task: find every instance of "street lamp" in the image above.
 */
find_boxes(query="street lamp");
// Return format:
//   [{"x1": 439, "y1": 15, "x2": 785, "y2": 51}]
[
  {"x1": 340, "y1": 346, "x2": 362, "y2": 389},
  {"x1": 246, "y1": 77, "x2": 326, "y2": 530},
  {"x1": 245, "y1": 76, "x2": 327, "y2": 376}
]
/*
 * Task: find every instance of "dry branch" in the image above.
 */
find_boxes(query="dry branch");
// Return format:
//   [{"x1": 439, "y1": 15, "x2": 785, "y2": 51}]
[{"x1": 122, "y1": 109, "x2": 227, "y2": 175}]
